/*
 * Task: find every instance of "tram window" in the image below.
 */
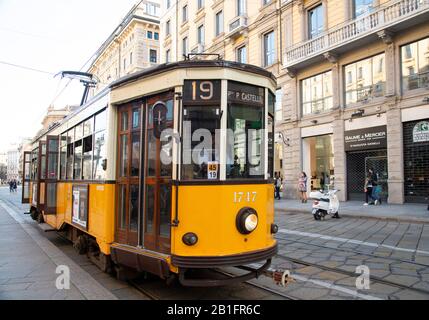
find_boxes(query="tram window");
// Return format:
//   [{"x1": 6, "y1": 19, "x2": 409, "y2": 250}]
[
  {"x1": 60, "y1": 135, "x2": 67, "y2": 180},
  {"x1": 132, "y1": 108, "x2": 140, "y2": 129},
  {"x1": 129, "y1": 185, "x2": 139, "y2": 232},
  {"x1": 74, "y1": 140, "x2": 83, "y2": 179},
  {"x1": 93, "y1": 131, "x2": 107, "y2": 180},
  {"x1": 40, "y1": 144, "x2": 46, "y2": 180},
  {"x1": 227, "y1": 104, "x2": 265, "y2": 179},
  {"x1": 131, "y1": 132, "x2": 140, "y2": 177},
  {"x1": 47, "y1": 139, "x2": 59, "y2": 179},
  {"x1": 82, "y1": 135, "x2": 93, "y2": 180},
  {"x1": 181, "y1": 106, "x2": 220, "y2": 180},
  {"x1": 83, "y1": 118, "x2": 93, "y2": 137},
  {"x1": 95, "y1": 110, "x2": 107, "y2": 133},
  {"x1": 268, "y1": 92, "x2": 275, "y2": 179},
  {"x1": 66, "y1": 143, "x2": 74, "y2": 180},
  {"x1": 120, "y1": 135, "x2": 128, "y2": 177},
  {"x1": 75, "y1": 123, "x2": 83, "y2": 141}
]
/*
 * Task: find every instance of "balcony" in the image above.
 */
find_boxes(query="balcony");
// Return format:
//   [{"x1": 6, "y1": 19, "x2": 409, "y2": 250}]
[
  {"x1": 284, "y1": 0, "x2": 429, "y2": 70},
  {"x1": 226, "y1": 15, "x2": 248, "y2": 39}
]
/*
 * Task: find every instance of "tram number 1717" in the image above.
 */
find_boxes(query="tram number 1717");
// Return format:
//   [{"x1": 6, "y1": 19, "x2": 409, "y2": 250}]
[{"x1": 234, "y1": 192, "x2": 257, "y2": 203}]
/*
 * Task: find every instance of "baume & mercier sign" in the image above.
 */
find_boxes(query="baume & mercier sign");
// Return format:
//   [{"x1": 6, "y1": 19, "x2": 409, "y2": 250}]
[{"x1": 344, "y1": 125, "x2": 387, "y2": 152}]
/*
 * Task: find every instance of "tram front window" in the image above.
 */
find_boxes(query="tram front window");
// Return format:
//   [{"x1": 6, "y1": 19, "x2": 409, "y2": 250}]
[
  {"x1": 182, "y1": 106, "x2": 220, "y2": 180},
  {"x1": 227, "y1": 104, "x2": 265, "y2": 179}
]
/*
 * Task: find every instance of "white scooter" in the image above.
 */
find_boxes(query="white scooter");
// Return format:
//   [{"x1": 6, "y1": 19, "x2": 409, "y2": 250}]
[{"x1": 310, "y1": 189, "x2": 340, "y2": 221}]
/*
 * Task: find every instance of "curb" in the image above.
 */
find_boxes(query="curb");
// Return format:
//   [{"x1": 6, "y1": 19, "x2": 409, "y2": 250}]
[{"x1": 275, "y1": 207, "x2": 429, "y2": 224}]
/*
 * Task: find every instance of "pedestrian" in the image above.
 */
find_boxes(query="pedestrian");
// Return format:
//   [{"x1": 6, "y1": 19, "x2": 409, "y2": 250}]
[
  {"x1": 8, "y1": 180, "x2": 13, "y2": 193},
  {"x1": 274, "y1": 173, "x2": 282, "y2": 200},
  {"x1": 364, "y1": 174, "x2": 374, "y2": 206},
  {"x1": 13, "y1": 180, "x2": 17, "y2": 193},
  {"x1": 369, "y1": 168, "x2": 381, "y2": 205},
  {"x1": 298, "y1": 172, "x2": 308, "y2": 203}
]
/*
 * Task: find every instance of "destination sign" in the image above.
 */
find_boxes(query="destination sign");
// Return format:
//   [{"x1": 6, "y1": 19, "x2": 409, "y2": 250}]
[{"x1": 228, "y1": 81, "x2": 265, "y2": 106}]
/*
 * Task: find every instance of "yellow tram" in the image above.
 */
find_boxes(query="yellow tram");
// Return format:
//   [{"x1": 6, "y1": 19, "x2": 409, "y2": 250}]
[{"x1": 22, "y1": 59, "x2": 278, "y2": 286}]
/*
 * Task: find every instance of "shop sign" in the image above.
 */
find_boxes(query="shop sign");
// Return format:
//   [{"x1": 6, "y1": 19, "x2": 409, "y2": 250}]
[
  {"x1": 413, "y1": 121, "x2": 429, "y2": 143},
  {"x1": 344, "y1": 125, "x2": 387, "y2": 152}
]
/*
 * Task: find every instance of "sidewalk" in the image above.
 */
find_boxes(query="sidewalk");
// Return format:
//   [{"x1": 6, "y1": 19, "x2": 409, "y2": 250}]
[
  {"x1": 0, "y1": 199, "x2": 119, "y2": 300},
  {"x1": 275, "y1": 199, "x2": 429, "y2": 223}
]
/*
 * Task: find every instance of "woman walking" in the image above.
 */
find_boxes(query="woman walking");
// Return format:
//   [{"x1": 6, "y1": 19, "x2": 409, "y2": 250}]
[
  {"x1": 364, "y1": 173, "x2": 374, "y2": 206},
  {"x1": 298, "y1": 172, "x2": 308, "y2": 203}
]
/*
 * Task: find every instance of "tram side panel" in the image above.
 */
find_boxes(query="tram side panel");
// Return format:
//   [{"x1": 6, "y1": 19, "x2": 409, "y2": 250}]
[{"x1": 172, "y1": 183, "x2": 276, "y2": 258}]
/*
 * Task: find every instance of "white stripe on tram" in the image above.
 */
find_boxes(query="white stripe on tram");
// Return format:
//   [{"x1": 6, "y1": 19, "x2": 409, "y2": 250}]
[{"x1": 278, "y1": 229, "x2": 429, "y2": 256}]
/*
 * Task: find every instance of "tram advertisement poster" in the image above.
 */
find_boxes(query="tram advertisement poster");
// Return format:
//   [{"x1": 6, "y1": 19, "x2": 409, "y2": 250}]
[{"x1": 72, "y1": 185, "x2": 89, "y2": 229}]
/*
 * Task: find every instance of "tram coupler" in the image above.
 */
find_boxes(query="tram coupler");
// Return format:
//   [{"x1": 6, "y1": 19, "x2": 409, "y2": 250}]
[{"x1": 238, "y1": 264, "x2": 295, "y2": 288}]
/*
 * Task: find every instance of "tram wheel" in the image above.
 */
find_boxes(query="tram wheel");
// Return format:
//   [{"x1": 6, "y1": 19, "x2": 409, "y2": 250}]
[
  {"x1": 30, "y1": 207, "x2": 38, "y2": 221},
  {"x1": 36, "y1": 212, "x2": 44, "y2": 224},
  {"x1": 73, "y1": 235, "x2": 88, "y2": 255}
]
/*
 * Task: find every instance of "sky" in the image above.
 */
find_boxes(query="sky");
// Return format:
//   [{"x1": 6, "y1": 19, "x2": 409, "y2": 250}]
[{"x1": 0, "y1": 0, "x2": 138, "y2": 152}]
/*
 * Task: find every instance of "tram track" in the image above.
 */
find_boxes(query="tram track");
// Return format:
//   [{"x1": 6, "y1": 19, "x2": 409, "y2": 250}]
[
  {"x1": 275, "y1": 253, "x2": 429, "y2": 298},
  {"x1": 275, "y1": 234, "x2": 429, "y2": 268}
]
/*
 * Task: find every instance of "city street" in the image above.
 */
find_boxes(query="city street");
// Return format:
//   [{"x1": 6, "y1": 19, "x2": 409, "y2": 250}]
[{"x1": 1, "y1": 186, "x2": 428, "y2": 300}]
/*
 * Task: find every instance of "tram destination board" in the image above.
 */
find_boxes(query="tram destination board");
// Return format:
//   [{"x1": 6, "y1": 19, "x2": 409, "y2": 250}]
[{"x1": 183, "y1": 80, "x2": 221, "y2": 105}]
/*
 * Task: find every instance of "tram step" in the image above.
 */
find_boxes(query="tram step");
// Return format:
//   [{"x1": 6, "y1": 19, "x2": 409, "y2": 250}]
[{"x1": 37, "y1": 223, "x2": 56, "y2": 232}]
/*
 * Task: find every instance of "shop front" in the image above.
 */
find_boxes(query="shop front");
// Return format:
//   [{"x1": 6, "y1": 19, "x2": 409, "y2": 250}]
[
  {"x1": 345, "y1": 125, "x2": 388, "y2": 201},
  {"x1": 302, "y1": 133, "x2": 335, "y2": 192},
  {"x1": 403, "y1": 119, "x2": 429, "y2": 203}
]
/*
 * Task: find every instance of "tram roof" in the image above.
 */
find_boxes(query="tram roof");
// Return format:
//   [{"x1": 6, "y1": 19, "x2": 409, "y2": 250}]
[{"x1": 109, "y1": 59, "x2": 277, "y2": 89}]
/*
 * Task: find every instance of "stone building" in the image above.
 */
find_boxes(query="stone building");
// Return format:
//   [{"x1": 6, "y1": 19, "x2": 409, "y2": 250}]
[
  {"x1": 88, "y1": 0, "x2": 161, "y2": 96},
  {"x1": 7, "y1": 146, "x2": 19, "y2": 182},
  {"x1": 280, "y1": 0, "x2": 429, "y2": 204},
  {"x1": 160, "y1": 0, "x2": 288, "y2": 174},
  {"x1": 159, "y1": 0, "x2": 429, "y2": 204}
]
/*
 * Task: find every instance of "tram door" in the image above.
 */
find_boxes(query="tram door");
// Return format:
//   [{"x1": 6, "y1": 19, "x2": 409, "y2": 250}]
[
  {"x1": 143, "y1": 94, "x2": 174, "y2": 254},
  {"x1": 37, "y1": 141, "x2": 47, "y2": 213},
  {"x1": 22, "y1": 152, "x2": 32, "y2": 204},
  {"x1": 116, "y1": 103, "x2": 142, "y2": 246},
  {"x1": 45, "y1": 136, "x2": 59, "y2": 214}
]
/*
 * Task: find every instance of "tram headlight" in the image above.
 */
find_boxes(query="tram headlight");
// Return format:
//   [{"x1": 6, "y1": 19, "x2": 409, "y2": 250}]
[
  {"x1": 236, "y1": 208, "x2": 259, "y2": 235},
  {"x1": 182, "y1": 233, "x2": 199, "y2": 246}
]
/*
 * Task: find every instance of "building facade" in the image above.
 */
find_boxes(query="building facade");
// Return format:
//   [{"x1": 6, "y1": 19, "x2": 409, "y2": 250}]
[
  {"x1": 160, "y1": 0, "x2": 288, "y2": 176},
  {"x1": 279, "y1": 0, "x2": 429, "y2": 204},
  {"x1": 89, "y1": 0, "x2": 161, "y2": 95},
  {"x1": 7, "y1": 146, "x2": 19, "y2": 182}
]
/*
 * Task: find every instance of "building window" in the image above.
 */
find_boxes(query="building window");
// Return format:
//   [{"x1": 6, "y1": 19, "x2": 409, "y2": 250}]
[
  {"x1": 263, "y1": 31, "x2": 275, "y2": 67},
  {"x1": 197, "y1": 0, "x2": 204, "y2": 10},
  {"x1": 301, "y1": 71, "x2": 333, "y2": 115},
  {"x1": 401, "y1": 37, "x2": 429, "y2": 92},
  {"x1": 166, "y1": 49, "x2": 171, "y2": 63},
  {"x1": 167, "y1": 0, "x2": 171, "y2": 9},
  {"x1": 197, "y1": 25, "x2": 204, "y2": 45},
  {"x1": 353, "y1": 0, "x2": 374, "y2": 18},
  {"x1": 166, "y1": 20, "x2": 170, "y2": 36},
  {"x1": 154, "y1": 32, "x2": 159, "y2": 40},
  {"x1": 303, "y1": 135, "x2": 334, "y2": 191},
  {"x1": 237, "y1": 46, "x2": 247, "y2": 63},
  {"x1": 130, "y1": 52, "x2": 133, "y2": 65},
  {"x1": 150, "y1": 49, "x2": 157, "y2": 63},
  {"x1": 146, "y1": 3, "x2": 159, "y2": 16},
  {"x1": 263, "y1": 0, "x2": 272, "y2": 6},
  {"x1": 308, "y1": 4, "x2": 324, "y2": 39},
  {"x1": 237, "y1": 0, "x2": 246, "y2": 16},
  {"x1": 182, "y1": 37, "x2": 188, "y2": 57},
  {"x1": 344, "y1": 53, "x2": 386, "y2": 105},
  {"x1": 123, "y1": 58, "x2": 126, "y2": 70},
  {"x1": 147, "y1": 31, "x2": 153, "y2": 39},
  {"x1": 215, "y1": 11, "x2": 223, "y2": 36},
  {"x1": 182, "y1": 5, "x2": 188, "y2": 23}
]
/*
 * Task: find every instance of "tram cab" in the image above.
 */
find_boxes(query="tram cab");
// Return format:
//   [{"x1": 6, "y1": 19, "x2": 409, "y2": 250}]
[{"x1": 22, "y1": 59, "x2": 278, "y2": 286}]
